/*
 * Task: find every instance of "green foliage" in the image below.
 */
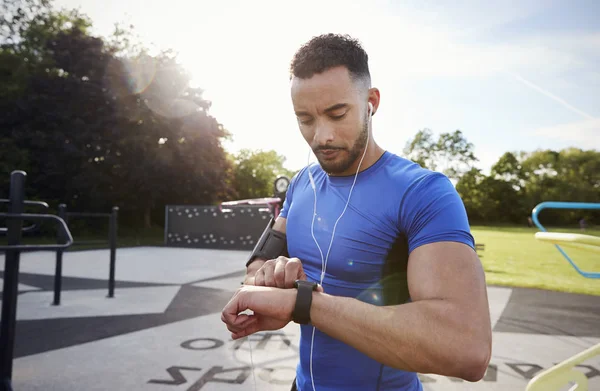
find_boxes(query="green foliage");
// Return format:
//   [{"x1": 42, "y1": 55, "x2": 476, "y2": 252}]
[
  {"x1": 403, "y1": 127, "x2": 599, "y2": 226},
  {"x1": 2, "y1": 0, "x2": 599, "y2": 232},
  {"x1": 230, "y1": 149, "x2": 295, "y2": 200},
  {"x1": 456, "y1": 148, "x2": 600, "y2": 225},
  {"x1": 0, "y1": 0, "x2": 233, "y2": 228},
  {"x1": 403, "y1": 128, "x2": 478, "y2": 180},
  {"x1": 456, "y1": 168, "x2": 524, "y2": 223}
]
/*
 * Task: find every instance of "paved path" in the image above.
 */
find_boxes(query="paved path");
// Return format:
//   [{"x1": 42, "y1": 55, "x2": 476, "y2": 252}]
[{"x1": 1, "y1": 247, "x2": 599, "y2": 390}]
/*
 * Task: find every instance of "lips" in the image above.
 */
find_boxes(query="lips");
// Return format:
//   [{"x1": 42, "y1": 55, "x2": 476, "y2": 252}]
[{"x1": 319, "y1": 149, "x2": 340, "y2": 159}]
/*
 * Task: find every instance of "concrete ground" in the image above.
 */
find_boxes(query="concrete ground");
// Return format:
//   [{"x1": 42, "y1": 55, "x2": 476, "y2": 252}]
[{"x1": 1, "y1": 247, "x2": 599, "y2": 391}]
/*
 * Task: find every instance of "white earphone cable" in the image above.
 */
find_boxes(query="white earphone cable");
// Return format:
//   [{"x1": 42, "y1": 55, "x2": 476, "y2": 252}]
[
  {"x1": 248, "y1": 335, "x2": 257, "y2": 391},
  {"x1": 307, "y1": 104, "x2": 372, "y2": 391}
]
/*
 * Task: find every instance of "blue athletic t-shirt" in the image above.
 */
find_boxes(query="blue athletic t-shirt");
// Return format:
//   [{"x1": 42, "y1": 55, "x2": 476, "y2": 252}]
[{"x1": 279, "y1": 151, "x2": 474, "y2": 391}]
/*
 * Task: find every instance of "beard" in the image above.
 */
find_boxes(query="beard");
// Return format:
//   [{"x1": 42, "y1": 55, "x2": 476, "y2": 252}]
[{"x1": 314, "y1": 116, "x2": 369, "y2": 175}]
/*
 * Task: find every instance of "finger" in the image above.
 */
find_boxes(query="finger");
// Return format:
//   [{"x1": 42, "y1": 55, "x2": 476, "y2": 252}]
[
  {"x1": 263, "y1": 262, "x2": 276, "y2": 287},
  {"x1": 221, "y1": 289, "x2": 245, "y2": 326},
  {"x1": 285, "y1": 258, "x2": 304, "y2": 288},
  {"x1": 227, "y1": 315, "x2": 258, "y2": 334},
  {"x1": 223, "y1": 308, "x2": 251, "y2": 331},
  {"x1": 232, "y1": 321, "x2": 262, "y2": 340},
  {"x1": 234, "y1": 314, "x2": 252, "y2": 325},
  {"x1": 254, "y1": 268, "x2": 265, "y2": 286},
  {"x1": 274, "y1": 258, "x2": 287, "y2": 288}
]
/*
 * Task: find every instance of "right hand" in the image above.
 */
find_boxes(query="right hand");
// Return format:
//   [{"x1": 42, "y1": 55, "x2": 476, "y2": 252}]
[{"x1": 253, "y1": 256, "x2": 307, "y2": 289}]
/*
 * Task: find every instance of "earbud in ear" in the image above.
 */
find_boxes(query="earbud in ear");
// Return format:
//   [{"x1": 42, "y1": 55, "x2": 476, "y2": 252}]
[{"x1": 368, "y1": 102, "x2": 373, "y2": 116}]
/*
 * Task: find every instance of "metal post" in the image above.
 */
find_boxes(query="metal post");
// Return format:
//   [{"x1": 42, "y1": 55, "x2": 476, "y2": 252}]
[
  {"x1": 0, "y1": 171, "x2": 26, "y2": 388},
  {"x1": 53, "y1": 204, "x2": 67, "y2": 306},
  {"x1": 107, "y1": 206, "x2": 118, "y2": 298},
  {"x1": 164, "y1": 205, "x2": 169, "y2": 245}
]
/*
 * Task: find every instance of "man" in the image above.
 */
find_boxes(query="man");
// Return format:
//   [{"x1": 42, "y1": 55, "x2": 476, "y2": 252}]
[{"x1": 222, "y1": 33, "x2": 492, "y2": 391}]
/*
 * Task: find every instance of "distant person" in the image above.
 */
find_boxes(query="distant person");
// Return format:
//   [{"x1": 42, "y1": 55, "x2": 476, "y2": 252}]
[
  {"x1": 221, "y1": 33, "x2": 492, "y2": 391},
  {"x1": 528, "y1": 216, "x2": 533, "y2": 228},
  {"x1": 579, "y1": 217, "x2": 587, "y2": 232}
]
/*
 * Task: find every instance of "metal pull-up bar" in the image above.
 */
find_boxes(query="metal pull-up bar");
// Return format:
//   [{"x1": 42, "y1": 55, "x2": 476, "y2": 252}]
[{"x1": 0, "y1": 171, "x2": 74, "y2": 391}]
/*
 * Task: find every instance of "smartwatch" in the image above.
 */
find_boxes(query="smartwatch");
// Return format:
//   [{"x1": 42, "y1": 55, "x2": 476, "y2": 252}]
[{"x1": 292, "y1": 279, "x2": 319, "y2": 324}]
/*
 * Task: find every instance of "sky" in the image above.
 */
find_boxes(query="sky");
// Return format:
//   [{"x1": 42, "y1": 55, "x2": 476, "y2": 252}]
[{"x1": 54, "y1": 0, "x2": 600, "y2": 173}]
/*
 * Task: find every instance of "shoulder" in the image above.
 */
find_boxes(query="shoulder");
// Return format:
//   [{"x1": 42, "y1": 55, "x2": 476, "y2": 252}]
[
  {"x1": 375, "y1": 152, "x2": 445, "y2": 196},
  {"x1": 386, "y1": 157, "x2": 473, "y2": 251},
  {"x1": 286, "y1": 164, "x2": 313, "y2": 194},
  {"x1": 290, "y1": 164, "x2": 311, "y2": 184}
]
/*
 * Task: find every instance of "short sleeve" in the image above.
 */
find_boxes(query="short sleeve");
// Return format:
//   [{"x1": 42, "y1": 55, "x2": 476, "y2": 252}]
[
  {"x1": 399, "y1": 172, "x2": 475, "y2": 253},
  {"x1": 278, "y1": 172, "x2": 298, "y2": 219}
]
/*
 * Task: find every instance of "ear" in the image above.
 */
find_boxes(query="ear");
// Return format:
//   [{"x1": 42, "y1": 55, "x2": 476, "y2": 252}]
[{"x1": 367, "y1": 88, "x2": 381, "y2": 116}]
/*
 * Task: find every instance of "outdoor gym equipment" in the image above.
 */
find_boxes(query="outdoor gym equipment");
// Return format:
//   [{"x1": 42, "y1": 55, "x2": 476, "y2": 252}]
[
  {"x1": 0, "y1": 171, "x2": 74, "y2": 391},
  {"x1": 53, "y1": 204, "x2": 119, "y2": 304},
  {"x1": 526, "y1": 201, "x2": 600, "y2": 391},
  {"x1": 531, "y1": 201, "x2": 600, "y2": 279},
  {"x1": 164, "y1": 176, "x2": 290, "y2": 250}
]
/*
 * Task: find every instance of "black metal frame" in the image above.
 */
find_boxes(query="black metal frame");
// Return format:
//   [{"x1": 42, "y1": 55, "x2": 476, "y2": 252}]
[
  {"x1": 0, "y1": 171, "x2": 73, "y2": 391},
  {"x1": 53, "y1": 204, "x2": 119, "y2": 305},
  {"x1": 0, "y1": 199, "x2": 50, "y2": 234}
]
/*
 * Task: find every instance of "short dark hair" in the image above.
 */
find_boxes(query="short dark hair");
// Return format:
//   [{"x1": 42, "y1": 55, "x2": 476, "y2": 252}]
[{"x1": 290, "y1": 33, "x2": 370, "y2": 86}]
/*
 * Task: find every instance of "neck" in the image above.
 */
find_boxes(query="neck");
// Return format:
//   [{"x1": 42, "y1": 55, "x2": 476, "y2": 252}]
[{"x1": 328, "y1": 139, "x2": 385, "y2": 177}]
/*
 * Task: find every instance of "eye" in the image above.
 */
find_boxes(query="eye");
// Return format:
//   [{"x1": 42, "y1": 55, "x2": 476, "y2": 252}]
[
  {"x1": 298, "y1": 117, "x2": 314, "y2": 125},
  {"x1": 330, "y1": 112, "x2": 346, "y2": 120}
]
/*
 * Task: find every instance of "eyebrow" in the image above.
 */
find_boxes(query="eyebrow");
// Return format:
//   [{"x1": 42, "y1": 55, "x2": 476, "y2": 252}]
[{"x1": 295, "y1": 103, "x2": 349, "y2": 117}]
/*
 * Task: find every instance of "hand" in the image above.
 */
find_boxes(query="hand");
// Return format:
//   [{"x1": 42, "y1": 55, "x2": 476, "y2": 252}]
[
  {"x1": 253, "y1": 256, "x2": 306, "y2": 288},
  {"x1": 221, "y1": 285, "x2": 296, "y2": 339}
]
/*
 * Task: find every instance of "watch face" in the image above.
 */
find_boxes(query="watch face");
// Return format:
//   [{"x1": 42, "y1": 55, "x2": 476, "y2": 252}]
[{"x1": 275, "y1": 177, "x2": 290, "y2": 193}]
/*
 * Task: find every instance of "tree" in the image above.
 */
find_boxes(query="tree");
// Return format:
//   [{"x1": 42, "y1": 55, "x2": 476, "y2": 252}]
[
  {"x1": 230, "y1": 149, "x2": 295, "y2": 200},
  {"x1": 0, "y1": 0, "x2": 234, "y2": 228},
  {"x1": 103, "y1": 50, "x2": 234, "y2": 227},
  {"x1": 456, "y1": 168, "x2": 524, "y2": 224},
  {"x1": 491, "y1": 152, "x2": 525, "y2": 189},
  {"x1": 458, "y1": 147, "x2": 600, "y2": 226},
  {"x1": 1, "y1": 0, "x2": 98, "y2": 201},
  {"x1": 517, "y1": 148, "x2": 600, "y2": 225},
  {"x1": 455, "y1": 168, "x2": 488, "y2": 222},
  {"x1": 403, "y1": 128, "x2": 478, "y2": 180}
]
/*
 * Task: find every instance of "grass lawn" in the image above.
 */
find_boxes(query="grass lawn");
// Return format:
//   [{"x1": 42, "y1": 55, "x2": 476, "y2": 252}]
[{"x1": 471, "y1": 225, "x2": 600, "y2": 296}]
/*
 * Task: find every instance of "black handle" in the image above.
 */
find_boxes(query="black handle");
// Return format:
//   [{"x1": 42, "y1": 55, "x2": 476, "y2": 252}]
[{"x1": 0, "y1": 213, "x2": 73, "y2": 252}]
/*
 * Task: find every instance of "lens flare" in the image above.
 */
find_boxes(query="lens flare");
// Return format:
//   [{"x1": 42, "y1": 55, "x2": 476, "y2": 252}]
[{"x1": 123, "y1": 53, "x2": 157, "y2": 95}]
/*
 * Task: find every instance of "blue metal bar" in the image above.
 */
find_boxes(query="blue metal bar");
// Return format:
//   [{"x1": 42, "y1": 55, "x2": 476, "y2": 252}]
[{"x1": 531, "y1": 201, "x2": 600, "y2": 279}]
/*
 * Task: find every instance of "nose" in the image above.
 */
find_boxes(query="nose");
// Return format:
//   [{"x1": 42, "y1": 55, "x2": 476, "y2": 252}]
[{"x1": 313, "y1": 119, "x2": 335, "y2": 146}]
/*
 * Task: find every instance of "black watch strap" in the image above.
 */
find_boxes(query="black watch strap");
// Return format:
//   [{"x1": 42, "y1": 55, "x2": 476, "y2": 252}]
[{"x1": 292, "y1": 280, "x2": 318, "y2": 325}]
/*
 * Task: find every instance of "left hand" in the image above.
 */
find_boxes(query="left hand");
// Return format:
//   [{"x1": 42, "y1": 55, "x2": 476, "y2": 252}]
[
  {"x1": 221, "y1": 285, "x2": 297, "y2": 340},
  {"x1": 253, "y1": 256, "x2": 307, "y2": 288}
]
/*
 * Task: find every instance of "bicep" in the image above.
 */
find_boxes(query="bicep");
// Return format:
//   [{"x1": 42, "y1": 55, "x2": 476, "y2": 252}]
[{"x1": 407, "y1": 241, "x2": 487, "y2": 306}]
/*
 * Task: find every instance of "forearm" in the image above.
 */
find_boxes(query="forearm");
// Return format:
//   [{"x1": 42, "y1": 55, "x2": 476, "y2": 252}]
[{"x1": 310, "y1": 292, "x2": 490, "y2": 381}]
